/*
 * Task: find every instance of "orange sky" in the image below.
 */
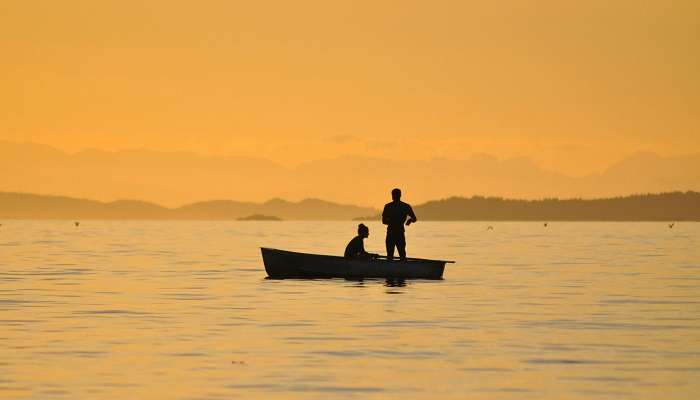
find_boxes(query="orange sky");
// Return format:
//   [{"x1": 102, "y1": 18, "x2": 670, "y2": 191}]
[{"x1": 1, "y1": 0, "x2": 698, "y2": 177}]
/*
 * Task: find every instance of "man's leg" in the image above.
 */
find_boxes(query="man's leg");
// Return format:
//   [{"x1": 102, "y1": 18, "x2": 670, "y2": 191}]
[
  {"x1": 386, "y1": 233, "x2": 395, "y2": 260},
  {"x1": 397, "y1": 232, "x2": 406, "y2": 261}
]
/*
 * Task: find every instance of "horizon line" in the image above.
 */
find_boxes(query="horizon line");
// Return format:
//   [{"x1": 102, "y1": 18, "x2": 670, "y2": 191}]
[{"x1": 2, "y1": 189, "x2": 699, "y2": 211}]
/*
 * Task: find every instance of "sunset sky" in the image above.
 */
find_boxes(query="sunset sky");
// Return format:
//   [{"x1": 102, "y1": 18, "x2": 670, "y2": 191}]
[{"x1": 1, "y1": 1, "x2": 698, "y2": 201}]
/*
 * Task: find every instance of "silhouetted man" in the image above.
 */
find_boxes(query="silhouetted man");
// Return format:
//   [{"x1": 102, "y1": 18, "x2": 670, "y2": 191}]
[{"x1": 382, "y1": 188, "x2": 417, "y2": 261}]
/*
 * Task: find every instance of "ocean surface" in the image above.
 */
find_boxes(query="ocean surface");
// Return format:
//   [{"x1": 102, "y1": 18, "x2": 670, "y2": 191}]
[{"x1": 1, "y1": 221, "x2": 698, "y2": 399}]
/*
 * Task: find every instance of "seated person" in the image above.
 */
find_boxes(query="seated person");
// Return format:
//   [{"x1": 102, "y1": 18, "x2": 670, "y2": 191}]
[{"x1": 344, "y1": 223, "x2": 378, "y2": 260}]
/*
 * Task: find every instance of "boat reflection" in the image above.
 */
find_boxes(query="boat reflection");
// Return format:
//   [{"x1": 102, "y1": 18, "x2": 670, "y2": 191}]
[{"x1": 384, "y1": 278, "x2": 406, "y2": 287}]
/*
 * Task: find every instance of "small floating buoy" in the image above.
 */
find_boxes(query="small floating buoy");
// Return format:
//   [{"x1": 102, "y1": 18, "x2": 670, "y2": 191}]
[
  {"x1": 487, "y1": 226, "x2": 494, "y2": 230},
  {"x1": 75, "y1": 221, "x2": 80, "y2": 227},
  {"x1": 669, "y1": 222, "x2": 675, "y2": 229},
  {"x1": 544, "y1": 222, "x2": 548, "y2": 227}
]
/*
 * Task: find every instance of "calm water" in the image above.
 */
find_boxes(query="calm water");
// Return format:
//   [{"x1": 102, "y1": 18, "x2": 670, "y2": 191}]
[{"x1": 1, "y1": 221, "x2": 698, "y2": 399}]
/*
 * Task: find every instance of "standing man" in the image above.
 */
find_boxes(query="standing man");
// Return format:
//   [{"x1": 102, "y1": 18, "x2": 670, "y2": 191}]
[{"x1": 382, "y1": 188, "x2": 417, "y2": 261}]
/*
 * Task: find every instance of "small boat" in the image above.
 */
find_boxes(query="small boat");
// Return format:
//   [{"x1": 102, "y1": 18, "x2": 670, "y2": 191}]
[{"x1": 261, "y1": 247, "x2": 453, "y2": 279}]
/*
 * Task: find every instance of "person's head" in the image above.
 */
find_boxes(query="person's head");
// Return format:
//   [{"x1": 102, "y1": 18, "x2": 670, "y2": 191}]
[
  {"x1": 357, "y1": 223, "x2": 369, "y2": 238},
  {"x1": 391, "y1": 188, "x2": 402, "y2": 201}
]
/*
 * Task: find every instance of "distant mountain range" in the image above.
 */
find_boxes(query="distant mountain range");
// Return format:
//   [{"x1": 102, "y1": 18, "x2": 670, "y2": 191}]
[
  {"x1": 1, "y1": 191, "x2": 698, "y2": 221},
  {"x1": 1, "y1": 141, "x2": 699, "y2": 207},
  {"x1": 358, "y1": 191, "x2": 700, "y2": 221},
  {"x1": 0, "y1": 192, "x2": 376, "y2": 220}
]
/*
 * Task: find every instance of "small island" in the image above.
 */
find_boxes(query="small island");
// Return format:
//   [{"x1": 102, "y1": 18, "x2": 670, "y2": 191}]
[{"x1": 237, "y1": 214, "x2": 282, "y2": 221}]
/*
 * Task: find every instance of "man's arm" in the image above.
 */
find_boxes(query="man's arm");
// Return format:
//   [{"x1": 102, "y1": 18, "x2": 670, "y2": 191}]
[
  {"x1": 405, "y1": 205, "x2": 417, "y2": 225},
  {"x1": 360, "y1": 240, "x2": 379, "y2": 259},
  {"x1": 359, "y1": 239, "x2": 369, "y2": 256},
  {"x1": 382, "y1": 204, "x2": 389, "y2": 225}
]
